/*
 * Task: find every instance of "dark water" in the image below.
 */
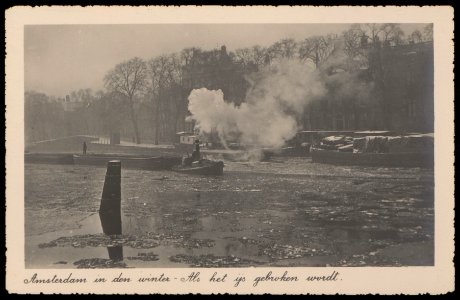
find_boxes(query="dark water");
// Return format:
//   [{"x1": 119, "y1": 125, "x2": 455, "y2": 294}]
[{"x1": 25, "y1": 158, "x2": 434, "y2": 268}]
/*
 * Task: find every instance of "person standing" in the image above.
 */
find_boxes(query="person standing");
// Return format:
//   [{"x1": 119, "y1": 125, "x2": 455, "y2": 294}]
[
  {"x1": 83, "y1": 141, "x2": 87, "y2": 155},
  {"x1": 191, "y1": 139, "x2": 200, "y2": 161}
]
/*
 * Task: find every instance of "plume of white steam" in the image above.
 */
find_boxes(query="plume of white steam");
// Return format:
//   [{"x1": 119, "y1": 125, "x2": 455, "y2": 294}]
[{"x1": 187, "y1": 59, "x2": 326, "y2": 150}]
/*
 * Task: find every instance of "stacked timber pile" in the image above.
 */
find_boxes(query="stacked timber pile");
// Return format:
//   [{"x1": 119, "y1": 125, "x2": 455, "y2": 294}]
[
  {"x1": 312, "y1": 133, "x2": 434, "y2": 168},
  {"x1": 353, "y1": 134, "x2": 434, "y2": 154},
  {"x1": 317, "y1": 135, "x2": 354, "y2": 152}
]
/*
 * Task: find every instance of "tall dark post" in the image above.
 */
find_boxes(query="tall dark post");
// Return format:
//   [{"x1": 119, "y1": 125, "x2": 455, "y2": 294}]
[
  {"x1": 107, "y1": 245, "x2": 124, "y2": 261},
  {"x1": 99, "y1": 160, "x2": 122, "y2": 235}
]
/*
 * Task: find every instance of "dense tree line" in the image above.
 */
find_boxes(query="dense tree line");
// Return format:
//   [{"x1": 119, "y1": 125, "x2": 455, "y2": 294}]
[{"x1": 25, "y1": 24, "x2": 433, "y2": 144}]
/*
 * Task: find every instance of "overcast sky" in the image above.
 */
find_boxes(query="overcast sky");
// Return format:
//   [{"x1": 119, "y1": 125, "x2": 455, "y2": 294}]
[{"x1": 25, "y1": 24, "x2": 424, "y2": 97}]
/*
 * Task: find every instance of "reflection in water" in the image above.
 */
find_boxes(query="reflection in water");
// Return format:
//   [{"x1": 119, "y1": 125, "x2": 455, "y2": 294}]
[
  {"x1": 224, "y1": 241, "x2": 243, "y2": 257},
  {"x1": 107, "y1": 245, "x2": 123, "y2": 261},
  {"x1": 100, "y1": 161, "x2": 124, "y2": 261}
]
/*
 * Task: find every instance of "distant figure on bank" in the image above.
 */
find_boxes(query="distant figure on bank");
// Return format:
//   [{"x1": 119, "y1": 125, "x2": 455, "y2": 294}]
[
  {"x1": 82, "y1": 141, "x2": 87, "y2": 155},
  {"x1": 191, "y1": 139, "x2": 200, "y2": 162}
]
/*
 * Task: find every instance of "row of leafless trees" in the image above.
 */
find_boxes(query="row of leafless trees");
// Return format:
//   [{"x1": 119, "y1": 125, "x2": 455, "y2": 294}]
[
  {"x1": 232, "y1": 23, "x2": 432, "y2": 68},
  {"x1": 104, "y1": 54, "x2": 184, "y2": 144},
  {"x1": 25, "y1": 23, "x2": 433, "y2": 144}
]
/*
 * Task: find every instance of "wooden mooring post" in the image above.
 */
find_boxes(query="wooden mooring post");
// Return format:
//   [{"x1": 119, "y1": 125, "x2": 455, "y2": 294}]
[{"x1": 99, "y1": 160, "x2": 122, "y2": 235}]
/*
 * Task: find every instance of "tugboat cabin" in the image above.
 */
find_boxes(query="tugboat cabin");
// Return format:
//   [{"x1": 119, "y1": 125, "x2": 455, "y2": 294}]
[{"x1": 175, "y1": 132, "x2": 198, "y2": 152}]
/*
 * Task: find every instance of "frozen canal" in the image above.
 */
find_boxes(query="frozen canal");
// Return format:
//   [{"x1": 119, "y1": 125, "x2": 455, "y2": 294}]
[{"x1": 25, "y1": 158, "x2": 434, "y2": 268}]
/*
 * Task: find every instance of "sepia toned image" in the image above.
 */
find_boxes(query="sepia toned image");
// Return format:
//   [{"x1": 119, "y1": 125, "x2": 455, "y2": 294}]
[
  {"x1": 24, "y1": 22, "x2": 435, "y2": 269},
  {"x1": 6, "y1": 6, "x2": 454, "y2": 295}
]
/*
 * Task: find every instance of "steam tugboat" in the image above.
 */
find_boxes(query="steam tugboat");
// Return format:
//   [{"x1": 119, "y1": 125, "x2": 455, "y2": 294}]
[{"x1": 172, "y1": 139, "x2": 224, "y2": 175}]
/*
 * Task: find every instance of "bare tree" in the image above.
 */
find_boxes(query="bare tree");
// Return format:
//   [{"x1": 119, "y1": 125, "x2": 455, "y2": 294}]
[
  {"x1": 92, "y1": 91, "x2": 127, "y2": 137},
  {"x1": 410, "y1": 30, "x2": 423, "y2": 43},
  {"x1": 104, "y1": 57, "x2": 147, "y2": 144},
  {"x1": 267, "y1": 38, "x2": 298, "y2": 61},
  {"x1": 364, "y1": 23, "x2": 383, "y2": 45},
  {"x1": 234, "y1": 47, "x2": 253, "y2": 66},
  {"x1": 234, "y1": 45, "x2": 268, "y2": 68},
  {"x1": 147, "y1": 54, "x2": 180, "y2": 145},
  {"x1": 251, "y1": 45, "x2": 268, "y2": 66},
  {"x1": 423, "y1": 24, "x2": 433, "y2": 41},
  {"x1": 180, "y1": 47, "x2": 201, "y2": 66},
  {"x1": 380, "y1": 23, "x2": 405, "y2": 46},
  {"x1": 299, "y1": 35, "x2": 335, "y2": 68},
  {"x1": 342, "y1": 25, "x2": 365, "y2": 69},
  {"x1": 341, "y1": 24, "x2": 389, "y2": 127}
]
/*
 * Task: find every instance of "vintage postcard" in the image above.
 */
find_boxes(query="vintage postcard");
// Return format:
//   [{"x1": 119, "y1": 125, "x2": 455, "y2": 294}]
[{"x1": 5, "y1": 6, "x2": 454, "y2": 294}]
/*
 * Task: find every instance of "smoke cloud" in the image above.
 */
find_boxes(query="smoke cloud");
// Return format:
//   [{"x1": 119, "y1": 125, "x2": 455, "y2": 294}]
[{"x1": 187, "y1": 59, "x2": 326, "y2": 150}]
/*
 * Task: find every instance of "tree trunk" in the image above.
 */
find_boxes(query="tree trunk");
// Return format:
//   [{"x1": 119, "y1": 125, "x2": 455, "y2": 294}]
[
  {"x1": 315, "y1": 51, "x2": 319, "y2": 68},
  {"x1": 173, "y1": 111, "x2": 178, "y2": 137},
  {"x1": 154, "y1": 103, "x2": 160, "y2": 145},
  {"x1": 129, "y1": 103, "x2": 141, "y2": 144},
  {"x1": 375, "y1": 75, "x2": 390, "y2": 130},
  {"x1": 369, "y1": 46, "x2": 390, "y2": 130},
  {"x1": 380, "y1": 88, "x2": 390, "y2": 130},
  {"x1": 353, "y1": 105, "x2": 360, "y2": 130},
  {"x1": 154, "y1": 92, "x2": 161, "y2": 145}
]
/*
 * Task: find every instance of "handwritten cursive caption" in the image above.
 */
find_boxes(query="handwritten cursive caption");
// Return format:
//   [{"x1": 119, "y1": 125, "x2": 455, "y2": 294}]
[{"x1": 23, "y1": 270, "x2": 340, "y2": 288}]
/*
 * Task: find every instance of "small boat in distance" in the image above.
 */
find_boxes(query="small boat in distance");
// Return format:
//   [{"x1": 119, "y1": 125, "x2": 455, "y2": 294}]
[
  {"x1": 171, "y1": 159, "x2": 224, "y2": 176},
  {"x1": 25, "y1": 152, "x2": 75, "y2": 165}
]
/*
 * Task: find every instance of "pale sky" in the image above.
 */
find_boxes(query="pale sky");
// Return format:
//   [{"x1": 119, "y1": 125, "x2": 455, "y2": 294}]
[{"x1": 25, "y1": 24, "x2": 424, "y2": 97}]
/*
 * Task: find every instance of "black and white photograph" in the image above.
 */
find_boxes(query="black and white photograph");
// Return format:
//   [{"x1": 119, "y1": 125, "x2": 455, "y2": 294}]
[{"x1": 6, "y1": 6, "x2": 454, "y2": 295}]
